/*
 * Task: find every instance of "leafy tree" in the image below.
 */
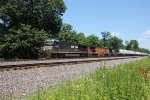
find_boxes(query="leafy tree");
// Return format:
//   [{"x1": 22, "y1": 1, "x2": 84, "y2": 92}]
[
  {"x1": 139, "y1": 48, "x2": 150, "y2": 54},
  {"x1": 125, "y1": 40, "x2": 132, "y2": 50},
  {"x1": 60, "y1": 23, "x2": 73, "y2": 33},
  {"x1": 0, "y1": 24, "x2": 48, "y2": 59},
  {"x1": 126, "y1": 40, "x2": 139, "y2": 51},
  {"x1": 57, "y1": 23, "x2": 82, "y2": 43},
  {"x1": 85, "y1": 35, "x2": 103, "y2": 47},
  {"x1": 0, "y1": 0, "x2": 66, "y2": 35},
  {"x1": 101, "y1": 32, "x2": 111, "y2": 47},
  {"x1": 57, "y1": 31, "x2": 78, "y2": 43},
  {"x1": 0, "y1": 0, "x2": 66, "y2": 59},
  {"x1": 108, "y1": 36, "x2": 123, "y2": 50},
  {"x1": 76, "y1": 32, "x2": 86, "y2": 44},
  {"x1": 130, "y1": 40, "x2": 139, "y2": 50}
]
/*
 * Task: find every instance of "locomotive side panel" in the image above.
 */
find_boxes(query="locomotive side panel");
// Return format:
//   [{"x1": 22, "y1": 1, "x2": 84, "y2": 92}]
[
  {"x1": 51, "y1": 42, "x2": 88, "y2": 58},
  {"x1": 95, "y1": 48, "x2": 110, "y2": 56}
]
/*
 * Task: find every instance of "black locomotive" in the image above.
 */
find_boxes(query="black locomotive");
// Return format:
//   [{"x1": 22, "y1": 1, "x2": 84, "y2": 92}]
[{"x1": 40, "y1": 39, "x2": 90, "y2": 58}]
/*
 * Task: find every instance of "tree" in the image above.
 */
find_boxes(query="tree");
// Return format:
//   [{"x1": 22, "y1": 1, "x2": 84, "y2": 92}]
[
  {"x1": 126, "y1": 40, "x2": 139, "y2": 51},
  {"x1": 85, "y1": 35, "x2": 103, "y2": 47},
  {"x1": 130, "y1": 40, "x2": 139, "y2": 50},
  {"x1": 138, "y1": 48, "x2": 149, "y2": 53},
  {"x1": 76, "y1": 32, "x2": 86, "y2": 44},
  {"x1": 0, "y1": 24, "x2": 48, "y2": 59},
  {"x1": 56, "y1": 23, "x2": 79, "y2": 43},
  {"x1": 57, "y1": 31, "x2": 78, "y2": 43},
  {"x1": 0, "y1": 0, "x2": 66, "y2": 59},
  {"x1": 60, "y1": 23, "x2": 73, "y2": 33},
  {"x1": 108, "y1": 36, "x2": 123, "y2": 51},
  {"x1": 101, "y1": 32, "x2": 111, "y2": 47},
  {"x1": 0, "y1": 0, "x2": 67, "y2": 35}
]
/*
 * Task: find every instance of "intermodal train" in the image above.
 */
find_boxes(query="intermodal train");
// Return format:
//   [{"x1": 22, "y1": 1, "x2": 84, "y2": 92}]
[{"x1": 39, "y1": 39, "x2": 148, "y2": 58}]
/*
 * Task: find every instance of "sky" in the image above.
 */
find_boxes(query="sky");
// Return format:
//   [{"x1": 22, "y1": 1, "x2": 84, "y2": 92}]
[{"x1": 62, "y1": 0, "x2": 150, "y2": 50}]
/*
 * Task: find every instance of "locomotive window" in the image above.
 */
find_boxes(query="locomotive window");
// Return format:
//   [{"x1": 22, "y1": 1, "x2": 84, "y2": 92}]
[
  {"x1": 55, "y1": 41, "x2": 59, "y2": 45},
  {"x1": 48, "y1": 41, "x2": 54, "y2": 45},
  {"x1": 75, "y1": 46, "x2": 78, "y2": 48},
  {"x1": 71, "y1": 46, "x2": 74, "y2": 48},
  {"x1": 44, "y1": 41, "x2": 54, "y2": 46}
]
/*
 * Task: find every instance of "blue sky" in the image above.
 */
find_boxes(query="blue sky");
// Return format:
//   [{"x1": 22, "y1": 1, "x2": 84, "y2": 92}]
[{"x1": 62, "y1": 0, "x2": 150, "y2": 50}]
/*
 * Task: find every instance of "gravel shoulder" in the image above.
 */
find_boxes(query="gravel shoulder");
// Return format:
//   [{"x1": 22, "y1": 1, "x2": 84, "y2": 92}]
[{"x1": 0, "y1": 57, "x2": 146, "y2": 99}]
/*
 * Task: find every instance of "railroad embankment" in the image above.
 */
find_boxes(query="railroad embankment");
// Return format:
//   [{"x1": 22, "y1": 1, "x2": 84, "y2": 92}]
[
  {"x1": 28, "y1": 57, "x2": 150, "y2": 100},
  {"x1": 0, "y1": 58, "x2": 146, "y2": 99}
]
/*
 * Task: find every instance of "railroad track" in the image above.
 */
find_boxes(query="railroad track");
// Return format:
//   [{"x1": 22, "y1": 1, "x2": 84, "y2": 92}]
[{"x1": 0, "y1": 56, "x2": 144, "y2": 71}]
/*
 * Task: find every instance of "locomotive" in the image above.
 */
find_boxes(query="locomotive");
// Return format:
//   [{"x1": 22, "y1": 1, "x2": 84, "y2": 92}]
[{"x1": 39, "y1": 39, "x2": 148, "y2": 58}]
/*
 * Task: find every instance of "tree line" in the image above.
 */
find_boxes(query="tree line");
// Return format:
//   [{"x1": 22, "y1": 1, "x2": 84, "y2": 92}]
[
  {"x1": 57, "y1": 23, "x2": 150, "y2": 54},
  {"x1": 0, "y1": 0, "x2": 149, "y2": 59}
]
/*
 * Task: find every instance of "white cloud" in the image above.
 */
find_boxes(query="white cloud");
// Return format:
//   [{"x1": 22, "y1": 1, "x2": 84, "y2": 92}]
[
  {"x1": 142, "y1": 30, "x2": 150, "y2": 37},
  {"x1": 111, "y1": 32, "x2": 120, "y2": 37}
]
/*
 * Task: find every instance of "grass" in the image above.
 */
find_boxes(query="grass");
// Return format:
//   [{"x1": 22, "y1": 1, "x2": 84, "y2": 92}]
[{"x1": 27, "y1": 57, "x2": 150, "y2": 100}]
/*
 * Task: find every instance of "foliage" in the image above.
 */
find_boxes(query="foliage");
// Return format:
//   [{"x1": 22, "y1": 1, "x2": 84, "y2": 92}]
[
  {"x1": 76, "y1": 32, "x2": 86, "y2": 44},
  {"x1": 57, "y1": 31, "x2": 78, "y2": 43},
  {"x1": 108, "y1": 36, "x2": 123, "y2": 50},
  {"x1": 124, "y1": 40, "x2": 149, "y2": 53},
  {"x1": 126, "y1": 40, "x2": 139, "y2": 51},
  {"x1": 85, "y1": 35, "x2": 103, "y2": 47},
  {"x1": 57, "y1": 23, "x2": 78, "y2": 43},
  {"x1": 0, "y1": 0, "x2": 66, "y2": 35},
  {"x1": 139, "y1": 48, "x2": 150, "y2": 54},
  {"x1": 0, "y1": 0, "x2": 66, "y2": 59},
  {"x1": 60, "y1": 23, "x2": 73, "y2": 33},
  {"x1": 27, "y1": 58, "x2": 150, "y2": 100},
  {"x1": 101, "y1": 32, "x2": 111, "y2": 47},
  {"x1": 0, "y1": 24, "x2": 48, "y2": 59},
  {"x1": 57, "y1": 23, "x2": 87, "y2": 44}
]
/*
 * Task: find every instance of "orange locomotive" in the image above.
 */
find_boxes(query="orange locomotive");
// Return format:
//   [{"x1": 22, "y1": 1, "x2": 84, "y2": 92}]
[
  {"x1": 87, "y1": 47, "x2": 110, "y2": 57},
  {"x1": 95, "y1": 48, "x2": 110, "y2": 56}
]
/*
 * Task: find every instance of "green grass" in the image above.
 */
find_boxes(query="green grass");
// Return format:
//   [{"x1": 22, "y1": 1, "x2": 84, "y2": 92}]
[{"x1": 27, "y1": 57, "x2": 150, "y2": 100}]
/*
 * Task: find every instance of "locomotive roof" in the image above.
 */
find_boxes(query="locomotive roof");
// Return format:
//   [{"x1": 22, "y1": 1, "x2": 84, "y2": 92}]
[{"x1": 45, "y1": 39, "x2": 59, "y2": 42}]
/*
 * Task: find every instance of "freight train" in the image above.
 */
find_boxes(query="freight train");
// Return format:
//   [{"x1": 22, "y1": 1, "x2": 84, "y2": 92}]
[{"x1": 39, "y1": 39, "x2": 148, "y2": 58}]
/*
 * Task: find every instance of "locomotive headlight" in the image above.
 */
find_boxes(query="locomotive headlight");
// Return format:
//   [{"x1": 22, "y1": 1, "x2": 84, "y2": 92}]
[{"x1": 43, "y1": 48, "x2": 46, "y2": 51}]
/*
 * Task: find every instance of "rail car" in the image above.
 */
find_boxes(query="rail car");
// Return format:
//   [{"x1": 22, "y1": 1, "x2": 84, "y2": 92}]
[
  {"x1": 119, "y1": 49, "x2": 148, "y2": 56},
  {"x1": 39, "y1": 39, "x2": 148, "y2": 58}
]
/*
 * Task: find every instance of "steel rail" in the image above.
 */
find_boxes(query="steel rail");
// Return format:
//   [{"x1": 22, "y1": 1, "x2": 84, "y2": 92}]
[{"x1": 0, "y1": 56, "x2": 143, "y2": 71}]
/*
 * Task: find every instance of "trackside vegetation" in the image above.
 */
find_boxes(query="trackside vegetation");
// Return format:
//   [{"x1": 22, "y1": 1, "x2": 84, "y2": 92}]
[{"x1": 27, "y1": 57, "x2": 150, "y2": 100}]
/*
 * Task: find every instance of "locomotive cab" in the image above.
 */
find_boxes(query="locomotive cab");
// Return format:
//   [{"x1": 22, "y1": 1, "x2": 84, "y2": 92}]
[
  {"x1": 40, "y1": 39, "x2": 59, "y2": 58},
  {"x1": 43, "y1": 39, "x2": 59, "y2": 50},
  {"x1": 44, "y1": 39, "x2": 59, "y2": 46}
]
